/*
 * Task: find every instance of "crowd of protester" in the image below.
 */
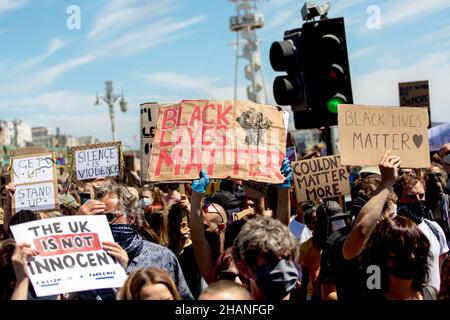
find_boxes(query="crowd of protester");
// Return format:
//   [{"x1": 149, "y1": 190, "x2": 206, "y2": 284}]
[{"x1": 0, "y1": 142, "x2": 449, "y2": 301}]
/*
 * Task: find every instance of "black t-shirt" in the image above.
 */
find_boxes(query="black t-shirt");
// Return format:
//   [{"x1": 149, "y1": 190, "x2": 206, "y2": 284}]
[
  {"x1": 319, "y1": 225, "x2": 363, "y2": 301},
  {"x1": 177, "y1": 244, "x2": 205, "y2": 299}
]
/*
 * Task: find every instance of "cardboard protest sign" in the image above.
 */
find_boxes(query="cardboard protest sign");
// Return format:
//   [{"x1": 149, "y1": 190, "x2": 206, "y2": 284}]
[
  {"x1": 242, "y1": 180, "x2": 267, "y2": 199},
  {"x1": 12, "y1": 154, "x2": 54, "y2": 184},
  {"x1": 293, "y1": 155, "x2": 350, "y2": 202},
  {"x1": 399, "y1": 81, "x2": 429, "y2": 107},
  {"x1": 399, "y1": 80, "x2": 431, "y2": 127},
  {"x1": 338, "y1": 105, "x2": 430, "y2": 168},
  {"x1": 10, "y1": 215, "x2": 127, "y2": 297},
  {"x1": 140, "y1": 102, "x2": 170, "y2": 182},
  {"x1": 71, "y1": 142, "x2": 122, "y2": 181},
  {"x1": 148, "y1": 100, "x2": 287, "y2": 184},
  {"x1": 11, "y1": 153, "x2": 59, "y2": 213}
]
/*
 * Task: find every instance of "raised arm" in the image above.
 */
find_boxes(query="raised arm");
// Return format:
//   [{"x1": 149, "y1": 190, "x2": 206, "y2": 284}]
[
  {"x1": 275, "y1": 158, "x2": 294, "y2": 226},
  {"x1": 189, "y1": 170, "x2": 216, "y2": 283},
  {"x1": 3, "y1": 182, "x2": 16, "y2": 234},
  {"x1": 11, "y1": 243, "x2": 39, "y2": 300},
  {"x1": 343, "y1": 151, "x2": 400, "y2": 260}
]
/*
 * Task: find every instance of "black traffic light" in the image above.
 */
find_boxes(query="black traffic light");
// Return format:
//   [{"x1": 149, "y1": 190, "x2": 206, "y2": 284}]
[
  {"x1": 302, "y1": 17, "x2": 353, "y2": 126},
  {"x1": 270, "y1": 17, "x2": 352, "y2": 129},
  {"x1": 270, "y1": 28, "x2": 306, "y2": 109}
]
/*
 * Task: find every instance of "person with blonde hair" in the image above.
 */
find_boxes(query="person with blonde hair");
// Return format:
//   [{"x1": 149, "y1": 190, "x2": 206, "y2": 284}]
[{"x1": 118, "y1": 267, "x2": 180, "y2": 300}]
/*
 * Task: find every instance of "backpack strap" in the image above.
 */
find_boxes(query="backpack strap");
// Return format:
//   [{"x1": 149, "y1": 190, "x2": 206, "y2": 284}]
[
  {"x1": 424, "y1": 219, "x2": 442, "y2": 244},
  {"x1": 423, "y1": 286, "x2": 438, "y2": 300}
]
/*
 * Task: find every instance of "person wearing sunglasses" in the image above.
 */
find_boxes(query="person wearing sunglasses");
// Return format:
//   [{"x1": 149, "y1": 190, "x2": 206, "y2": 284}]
[
  {"x1": 189, "y1": 170, "x2": 228, "y2": 284},
  {"x1": 75, "y1": 179, "x2": 193, "y2": 300}
]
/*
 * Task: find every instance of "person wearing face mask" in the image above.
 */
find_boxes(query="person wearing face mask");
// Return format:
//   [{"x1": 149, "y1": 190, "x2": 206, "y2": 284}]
[
  {"x1": 75, "y1": 180, "x2": 193, "y2": 300},
  {"x1": 361, "y1": 215, "x2": 435, "y2": 300},
  {"x1": 233, "y1": 216, "x2": 300, "y2": 300},
  {"x1": 425, "y1": 164, "x2": 450, "y2": 245},
  {"x1": 394, "y1": 173, "x2": 449, "y2": 293}
]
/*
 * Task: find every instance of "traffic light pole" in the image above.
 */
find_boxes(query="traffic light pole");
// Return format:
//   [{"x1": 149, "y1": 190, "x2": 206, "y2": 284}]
[{"x1": 323, "y1": 126, "x2": 333, "y2": 156}]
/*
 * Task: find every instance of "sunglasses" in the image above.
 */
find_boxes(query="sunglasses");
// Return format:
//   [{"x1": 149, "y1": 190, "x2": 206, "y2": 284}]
[{"x1": 105, "y1": 212, "x2": 119, "y2": 222}]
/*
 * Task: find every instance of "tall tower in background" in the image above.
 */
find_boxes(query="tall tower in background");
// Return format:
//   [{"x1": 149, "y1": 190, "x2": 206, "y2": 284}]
[{"x1": 229, "y1": 0, "x2": 267, "y2": 104}]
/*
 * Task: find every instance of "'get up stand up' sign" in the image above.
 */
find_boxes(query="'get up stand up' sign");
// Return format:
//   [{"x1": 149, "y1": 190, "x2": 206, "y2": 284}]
[
  {"x1": 11, "y1": 153, "x2": 59, "y2": 213},
  {"x1": 338, "y1": 105, "x2": 430, "y2": 168}
]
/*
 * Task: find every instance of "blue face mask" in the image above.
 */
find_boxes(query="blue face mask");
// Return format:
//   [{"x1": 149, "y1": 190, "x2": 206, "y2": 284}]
[
  {"x1": 255, "y1": 259, "x2": 299, "y2": 300},
  {"x1": 139, "y1": 197, "x2": 152, "y2": 208}
]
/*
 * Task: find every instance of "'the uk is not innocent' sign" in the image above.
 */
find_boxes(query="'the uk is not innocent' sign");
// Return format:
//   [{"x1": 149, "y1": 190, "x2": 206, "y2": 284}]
[{"x1": 10, "y1": 215, "x2": 127, "y2": 297}]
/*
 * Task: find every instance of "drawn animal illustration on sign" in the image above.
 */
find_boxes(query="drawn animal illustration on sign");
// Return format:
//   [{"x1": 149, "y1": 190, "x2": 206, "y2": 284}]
[{"x1": 236, "y1": 108, "x2": 273, "y2": 146}]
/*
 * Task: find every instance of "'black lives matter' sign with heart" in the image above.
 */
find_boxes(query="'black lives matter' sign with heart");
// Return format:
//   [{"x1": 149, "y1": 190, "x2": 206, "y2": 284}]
[{"x1": 338, "y1": 105, "x2": 430, "y2": 168}]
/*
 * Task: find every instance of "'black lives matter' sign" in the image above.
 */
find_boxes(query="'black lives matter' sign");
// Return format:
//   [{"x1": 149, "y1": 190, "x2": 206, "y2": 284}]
[
  {"x1": 338, "y1": 105, "x2": 430, "y2": 168},
  {"x1": 293, "y1": 155, "x2": 350, "y2": 202},
  {"x1": 71, "y1": 142, "x2": 121, "y2": 181}
]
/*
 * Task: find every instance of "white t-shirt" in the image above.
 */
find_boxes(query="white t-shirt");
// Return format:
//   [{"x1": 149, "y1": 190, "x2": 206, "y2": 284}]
[{"x1": 418, "y1": 220, "x2": 449, "y2": 290}]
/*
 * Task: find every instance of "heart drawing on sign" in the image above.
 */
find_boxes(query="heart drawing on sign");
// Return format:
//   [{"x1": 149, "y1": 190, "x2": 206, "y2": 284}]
[{"x1": 413, "y1": 134, "x2": 423, "y2": 148}]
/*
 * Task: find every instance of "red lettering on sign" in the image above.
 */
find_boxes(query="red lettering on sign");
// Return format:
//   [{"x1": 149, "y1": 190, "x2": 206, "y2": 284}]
[
  {"x1": 161, "y1": 108, "x2": 177, "y2": 130},
  {"x1": 33, "y1": 233, "x2": 101, "y2": 256},
  {"x1": 155, "y1": 150, "x2": 173, "y2": 176}
]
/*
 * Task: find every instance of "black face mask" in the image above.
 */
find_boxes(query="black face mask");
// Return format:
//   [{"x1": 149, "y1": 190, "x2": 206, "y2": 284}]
[
  {"x1": 397, "y1": 202, "x2": 426, "y2": 224},
  {"x1": 387, "y1": 255, "x2": 421, "y2": 280}
]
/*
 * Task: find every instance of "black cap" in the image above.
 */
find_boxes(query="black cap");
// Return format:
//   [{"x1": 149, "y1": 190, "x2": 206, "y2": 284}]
[{"x1": 324, "y1": 200, "x2": 350, "y2": 221}]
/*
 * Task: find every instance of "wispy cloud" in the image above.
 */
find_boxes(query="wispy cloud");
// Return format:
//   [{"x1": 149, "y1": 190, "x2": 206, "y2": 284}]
[
  {"x1": 0, "y1": 28, "x2": 8, "y2": 34},
  {"x1": 105, "y1": 15, "x2": 206, "y2": 56},
  {"x1": 419, "y1": 25, "x2": 450, "y2": 43},
  {"x1": 350, "y1": 46, "x2": 375, "y2": 59},
  {"x1": 19, "y1": 37, "x2": 67, "y2": 70},
  {"x1": 1, "y1": 54, "x2": 97, "y2": 94},
  {"x1": 0, "y1": 0, "x2": 28, "y2": 12},
  {"x1": 0, "y1": 91, "x2": 95, "y2": 114},
  {"x1": 382, "y1": 0, "x2": 450, "y2": 28},
  {"x1": 377, "y1": 54, "x2": 402, "y2": 68},
  {"x1": 353, "y1": 50, "x2": 450, "y2": 122},
  {"x1": 144, "y1": 72, "x2": 246, "y2": 100},
  {"x1": 264, "y1": 10, "x2": 297, "y2": 31},
  {"x1": 87, "y1": 0, "x2": 178, "y2": 39},
  {"x1": 86, "y1": 0, "x2": 205, "y2": 57}
]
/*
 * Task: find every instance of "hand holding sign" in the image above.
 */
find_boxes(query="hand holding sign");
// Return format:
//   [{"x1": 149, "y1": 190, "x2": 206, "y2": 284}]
[
  {"x1": 6, "y1": 182, "x2": 16, "y2": 201},
  {"x1": 378, "y1": 151, "x2": 401, "y2": 188},
  {"x1": 102, "y1": 241, "x2": 128, "y2": 269},
  {"x1": 192, "y1": 169, "x2": 210, "y2": 194},
  {"x1": 274, "y1": 158, "x2": 294, "y2": 189},
  {"x1": 12, "y1": 243, "x2": 39, "y2": 281}
]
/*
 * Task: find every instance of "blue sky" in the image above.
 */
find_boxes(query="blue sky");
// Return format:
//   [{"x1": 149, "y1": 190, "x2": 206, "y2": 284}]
[{"x1": 1, "y1": 0, "x2": 449, "y2": 151}]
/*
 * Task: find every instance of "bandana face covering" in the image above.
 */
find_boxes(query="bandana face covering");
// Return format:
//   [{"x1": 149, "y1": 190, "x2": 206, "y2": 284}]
[
  {"x1": 110, "y1": 224, "x2": 144, "y2": 262},
  {"x1": 255, "y1": 259, "x2": 299, "y2": 300},
  {"x1": 397, "y1": 202, "x2": 426, "y2": 224}
]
